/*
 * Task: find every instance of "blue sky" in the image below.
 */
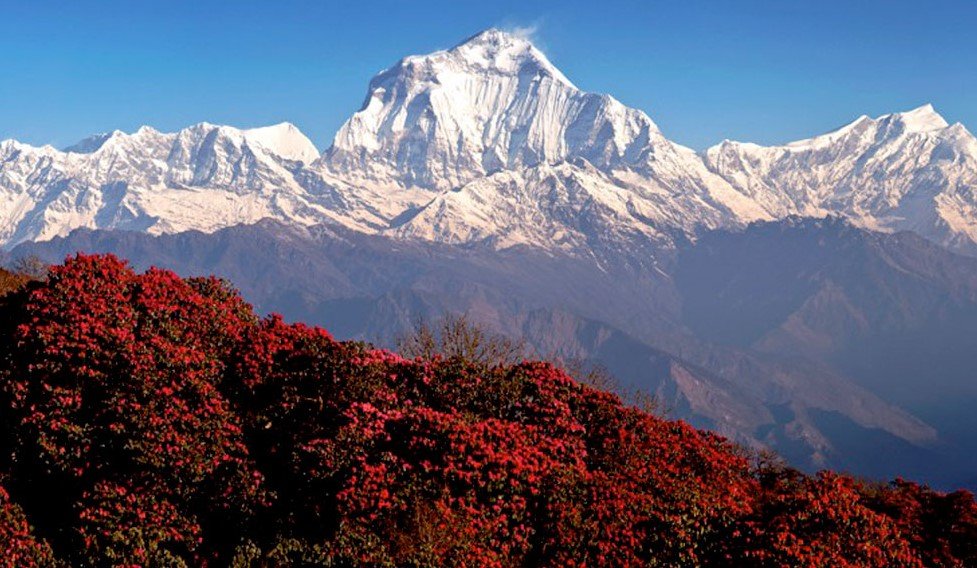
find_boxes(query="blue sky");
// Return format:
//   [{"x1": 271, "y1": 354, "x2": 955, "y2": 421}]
[{"x1": 1, "y1": 0, "x2": 974, "y2": 150}]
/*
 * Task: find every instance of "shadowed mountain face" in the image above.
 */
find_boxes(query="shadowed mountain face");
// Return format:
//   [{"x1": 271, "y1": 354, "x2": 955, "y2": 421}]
[
  {"x1": 676, "y1": 217, "x2": 977, "y2": 479},
  {"x1": 12, "y1": 217, "x2": 977, "y2": 489}
]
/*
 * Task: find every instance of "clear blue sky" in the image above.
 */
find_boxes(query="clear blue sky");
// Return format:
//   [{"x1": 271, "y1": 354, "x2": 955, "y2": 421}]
[{"x1": 1, "y1": 0, "x2": 973, "y2": 150}]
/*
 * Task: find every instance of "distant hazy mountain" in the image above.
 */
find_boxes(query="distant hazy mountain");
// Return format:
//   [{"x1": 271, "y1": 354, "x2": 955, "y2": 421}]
[{"x1": 15, "y1": 216, "x2": 977, "y2": 488}]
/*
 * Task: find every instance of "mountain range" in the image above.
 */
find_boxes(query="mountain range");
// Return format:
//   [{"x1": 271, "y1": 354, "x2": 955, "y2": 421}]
[
  {"x1": 3, "y1": 29, "x2": 977, "y2": 255},
  {"x1": 4, "y1": 29, "x2": 977, "y2": 487}
]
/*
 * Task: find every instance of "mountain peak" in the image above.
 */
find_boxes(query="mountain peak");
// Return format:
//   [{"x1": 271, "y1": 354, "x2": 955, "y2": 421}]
[
  {"x1": 887, "y1": 103, "x2": 949, "y2": 133},
  {"x1": 323, "y1": 30, "x2": 667, "y2": 190},
  {"x1": 722, "y1": 104, "x2": 953, "y2": 154},
  {"x1": 451, "y1": 28, "x2": 541, "y2": 59},
  {"x1": 389, "y1": 27, "x2": 575, "y2": 87},
  {"x1": 242, "y1": 122, "x2": 320, "y2": 163},
  {"x1": 456, "y1": 28, "x2": 529, "y2": 48},
  {"x1": 63, "y1": 129, "x2": 137, "y2": 154},
  {"x1": 60, "y1": 122, "x2": 319, "y2": 163}
]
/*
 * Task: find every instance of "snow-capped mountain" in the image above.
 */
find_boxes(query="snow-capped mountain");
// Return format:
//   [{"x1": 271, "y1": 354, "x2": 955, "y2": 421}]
[
  {"x1": 325, "y1": 29, "x2": 690, "y2": 189},
  {"x1": 0, "y1": 122, "x2": 363, "y2": 246},
  {"x1": 321, "y1": 29, "x2": 766, "y2": 249},
  {"x1": 704, "y1": 104, "x2": 977, "y2": 252},
  {"x1": 7, "y1": 28, "x2": 977, "y2": 487},
  {"x1": 1, "y1": 28, "x2": 976, "y2": 255}
]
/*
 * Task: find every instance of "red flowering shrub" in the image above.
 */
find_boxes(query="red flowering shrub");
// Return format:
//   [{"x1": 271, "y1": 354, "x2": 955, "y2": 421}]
[
  {"x1": 77, "y1": 480, "x2": 201, "y2": 565},
  {"x1": 739, "y1": 469, "x2": 921, "y2": 567},
  {"x1": 0, "y1": 253, "x2": 973, "y2": 567},
  {"x1": 861, "y1": 479, "x2": 977, "y2": 567},
  {"x1": 0, "y1": 485, "x2": 56, "y2": 567},
  {"x1": 0, "y1": 255, "x2": 264, "y2": 564}
]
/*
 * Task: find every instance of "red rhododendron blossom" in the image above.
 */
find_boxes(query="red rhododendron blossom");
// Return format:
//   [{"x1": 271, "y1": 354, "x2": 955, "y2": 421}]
[{"x1": 0, "y1": 254, "x2": 973, "y2": 566}]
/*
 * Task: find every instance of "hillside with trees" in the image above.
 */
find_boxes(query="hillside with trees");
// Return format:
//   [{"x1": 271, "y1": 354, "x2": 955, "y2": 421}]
[{"x1": 0, "y1": 255, "x2": 975, "y2": 567}]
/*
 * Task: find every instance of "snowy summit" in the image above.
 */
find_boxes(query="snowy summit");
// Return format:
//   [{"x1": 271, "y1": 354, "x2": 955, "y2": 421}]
[{"x1": 0, "y1": 29, "x2": 976, "y2": 255}]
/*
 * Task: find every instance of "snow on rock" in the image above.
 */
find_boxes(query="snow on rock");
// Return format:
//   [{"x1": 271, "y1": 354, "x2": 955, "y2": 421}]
[
  {"x1": 319, "y1": 28, "x2": 772, "y2": 250},
  {"x1": 321, "y1": 28, "x2": 670, "y2": 190},
  {"x1": 704, "y1": 105, "x2": 977, "y2": 252},
  {"x1": 1, "y1": 30, "x2": 976, "y2": 257},
  {"x1": 242, "y1": 122, "x2": 321, "y2": 163},
  {"x1": 0, "y1": 123, "x2": 358, "y2": 247}
]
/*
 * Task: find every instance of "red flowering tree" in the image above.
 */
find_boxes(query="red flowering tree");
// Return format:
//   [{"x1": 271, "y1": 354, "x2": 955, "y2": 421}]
[
  {"x1": 0, "y1": 253, "x2": 973, "y2": 567},
  {"x1": 737, "y1": 468, "x2": 922, "y2": 567},
  {"x1": 0, "y1": 255, "x2": 264, "y2": 564},
  {"x1": 861, "y1": 479, "x2": 977, "y2": 566}
]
